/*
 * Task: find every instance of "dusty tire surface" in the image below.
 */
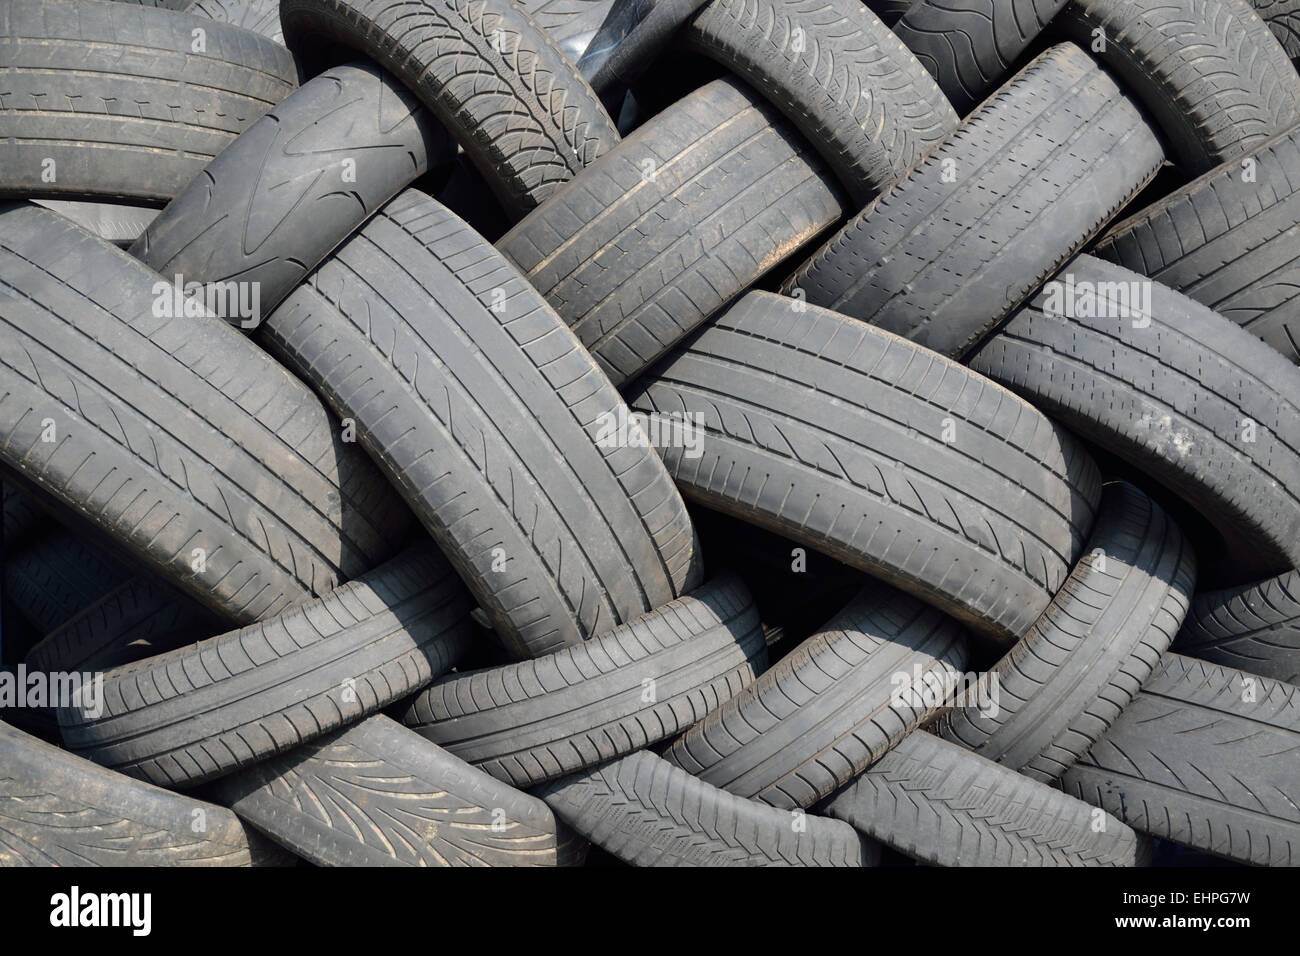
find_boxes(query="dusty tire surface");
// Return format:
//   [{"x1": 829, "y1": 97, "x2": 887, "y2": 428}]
[{"x1": 1176, "y1": 570, "x2": 1300, "y2": 683}]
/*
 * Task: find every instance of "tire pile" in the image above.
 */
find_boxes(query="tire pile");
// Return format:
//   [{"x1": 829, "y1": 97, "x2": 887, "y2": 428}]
[{"x1": 1, "y1": 0, "x2": 1298, "y2": 868}]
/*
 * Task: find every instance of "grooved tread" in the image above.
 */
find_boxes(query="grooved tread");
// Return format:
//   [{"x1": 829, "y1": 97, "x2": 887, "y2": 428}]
[{"x1": 1177, "y1": 569, "x2": 1300, "y2": 683}]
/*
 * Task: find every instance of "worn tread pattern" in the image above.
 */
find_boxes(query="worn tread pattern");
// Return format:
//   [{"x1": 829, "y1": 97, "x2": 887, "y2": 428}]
[
  {"x1": 1251, "y1": 0, "x2": 1300, "y2": 57},
  {"x1": 825, "y1": 730, "x2": 1151, "y2": 866},
  {"x1": 188, "y1": 0, "x2": 285, "y2": 42},
  {"x1": 59, "y1": 544, "x2": 474, "y2": 789},
  {"x1": 4, "y1": 526, "x2": 130, "y2": 634},
  {"x1": 0, "y1": 0, "x2": 297, "y2": 203},
  {"x1": 497, "y1": 77, "x2": 846, "y2": 387},
  {"x1": 537, "y1": 749, "x2": 875, "y2": 866},
  {"x1": 665, "y1": 583, "x2": 969, "y2": 809},
  {"x1": 1177, "y1": 570, "x2": 1300, "y2": 683},
  {"x1": 626, "y1": 291, "x2": 1102, "y2": 645},
  {"x1": 1092, "y1": 124, "x2": 1300, "y2": 363},
  {"x1": 683, "y1": 0, "x2": 958, "y2": 204},
  {"x1": 280, "y1": 0, "x2": 620, "y2": 218},
  {"x1": 1062, "y1": 652, "x2": 1300, "y2": 867},
  {"x1": 402, "y1": 574, "x2": 767, "y2": 788}
]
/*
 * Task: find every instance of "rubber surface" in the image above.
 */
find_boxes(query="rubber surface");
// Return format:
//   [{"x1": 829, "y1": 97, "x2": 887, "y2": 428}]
[
  {"x1": 1177, "y1": 570, "x2": 1300, "y2": 683},
  {"x1": 1252, "y1": 0, "x2": 1300, "y2": 57},
  {"x1": 188, "y1": 0, "x2": 285, "y2": 42}
]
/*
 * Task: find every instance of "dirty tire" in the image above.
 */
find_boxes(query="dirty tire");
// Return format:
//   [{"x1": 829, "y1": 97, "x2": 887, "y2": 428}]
[
  {"x1": 626, "y1": 291, "x2": 1102, "y2": 645},
  {"x1": 537, "y1": 750, "x2": 877, "y2": 866},
  {"x1": 401, "y1": 574, "x2": 767, "y2": 788},
  {"x1": 665, "y1": 583, "x2": 969, "y2": 809},
  {"x1": 0, "y1": 0, "x2": 297, "y2": 203},
  {"x1": 891, "y1": 0, "x2": 1070, "y2": 114},
  {"x1": 968, "y1": 255, "x2": 1300, "y2": 578},
  {"x1": 32, "y1": 200, "x2": 157, "y2": 247},
  {"x1": 516, "y1": 0, "x2": 614, "y2": 61},
  {"x1": 279, "y1": 0, "x2": 620, "y2": 218},
  {"x1": 782, "y1": 42, "x2": 1165, "y2": 358},
  {"x1": 0, "y1": 721, "x2": 261, "y2": 866},
  {"x1": 130, "y1": 62, "x2": 449, "y2": 318},
  {"x1": 1092, "y1": 124, "x2": 1300, "y2": 363},
  {"x1": 1251, "y1": 0, "x2": 1300, "y2": 57},
  {"x1": 497, "y1": 77, "x2": 847, "y2": 387},
  {"x1": 1176, "y1": 570, "x2": 1300, "y2": 683},
  {"x1": 935, "y1": 482, "x2": 1196, "y2": 782},
  {"x1": 215, "y1": 715, "x2": 565, "y2": 866},
  {"x1": 187, "y1": 0, "x2": 285, "y2": 42},
  {"x1": 1062, "y1": 652, "x2": 1300, "y2": 866},
  {"x1": 0, "y1": 202, "x2": 412, "y2": 623},
  {"x1": 682, "y1": 0, "x2": 958, "y2": 204},
  {"x1": 262, "y1": 189, "x2": 701, "y2": 659},
  {"x1": 825, "y1": 730, "x2": 1152, "y2": 866},
  {"x1": 59, "y1": 544, "x2": 474, "y2": 789},
  {"x1": 4, "y1": 527, "x2": 130, "y2": 634},
  {"x1": 1057, "y1": 0, "x2": 1300, "y2": 172}
]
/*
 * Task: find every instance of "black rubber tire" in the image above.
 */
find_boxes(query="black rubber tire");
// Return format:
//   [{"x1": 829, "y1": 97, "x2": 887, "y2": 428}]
[
  {"x1": 865, "y1": 0, "x2": 913, "y2": 25},
  {"x1": 279, "y1": 0, "x2": 620, "y2": 218},
  {"x1": 824, "y1": 730, "x2": 1152, "y2": 867},
  {"x1": 497, "y1": 77, "x2": 846, "y2": 387},
  {"x1": 1091, "y1": 123, "x2": 1300, "y2": 363},
  {"x1": 32, "y1": 200, "x2": 157, "y2": 247},
  {"x1": 625, "y1": 291, "x2": 1102, "y2": 646},
  {"x1": 664, "y1": 583, "x2": 968, "y2": 809},
  {"x1": 187, "y1": 0, "x2": 284, "y2": 42},
  {"x1": 682, "y1": 0, "x2": 959, "y2": 204},
  {"x1": 891, "y1": 0, "x2": 1070, "y2": 114},
  {"x1": 0, "y1": 720, "x2": 263, "y2": 866},
  {"x1": 935, "y1": 482, "x2": 1196, "y2": 782},
  {"x1": 518, "y1": 0, "x2": 615, "y2": 62},
  {"x1": 0, "y1": 202, "x2": 412, "y2": 624},
  {"x1": 4, "y1": 527, "x2": 130, "y2": 635},
  {"x1": 1062, "y1": 652, "x2": 1300, "y2": 867},
  {"x1": 130, "y1": 62, "x2": 450, "y2": 319},
  {"x1": 59, "y1": 544, "x2": 474, "y2": 789},
  {"x1": 262, "y1": 189, "x2": 701, "y2": 659},
  {"x1": 0, "y1": 0, "x2": 297, "y2": 204},
  {"x1": 401, "y1": 574, "x2": 767, "y2": 788},
  {"x1": 782, "y1": 42, "x2": 1165, "y2": 359},
  {"x1": 215, "y1": 715, "x2": 567, "y2": 866},
  {"x1": 1251, "y1": 0, "x2": 1300, "y2": 58},
  {"x1": 536, "y1": 749, "x2": 877, "y2": 866},
  {"x1": 968, "y1": 255, "x2": 1300, "y2": 579},
  {"x1": 1176, "y1": 570, "x2": 1300, "y2": 683},
  {"x1": 1056, "y1": 0, "x2": 1300, "y2": 172}
]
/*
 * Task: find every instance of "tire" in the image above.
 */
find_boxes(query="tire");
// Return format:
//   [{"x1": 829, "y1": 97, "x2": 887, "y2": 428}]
[
  {"x1": 517, "y1": 0, "x2": 615, "y2": 62},
  {"x1": 279, "y1": 0, "x2": 620, "y2": 218},
  {"x1": 664, "y1": 583, "x2": 968, "y2": 809},
  {"x1": 401, "y1": 574, "x2": 767, "y2": 788},
  {"x1": 865, "y1": 0, "x2": 913, "y2": 25},
  {"x1": 0, "y1": 0, "x2": 297, "y2": 204},
  {"x1": 1091, "y1": 124, "x2": 1300, "y2": 363},
  {"x1": 130, "y1": 61, "x2": 450, "y2": 319},
  {"x1": 32, "y1": 200, "x2": 157, "y2": 247},
  {"x1": 0, "y1": 721, "x2": 262, "y2": 866},
  {"x1": 0, "y1": 203, "x2": 412, "y2": 624},
  {"x1": 782, "y1": 42, "x2": 1165, "y2": 359},
  {"x1": 682, "y1": 0, "x2": 959, "y2": 204},
  {"x1": 1176, "y1": 570, "x2": 1300, "y2": 683},
  {"x1": 1056, "y1": 0, "x2": 1300, "y2": 172},
  {"x1": 214, "y1": 715, "x2": 566, "y2": 866},
  {"x1": 496, "y1": 77, "x2": 846, "y2": 387},
  {"x1": 536, "y1": 750, "x2": 876, "y2": 866},
  {"x1": 1062, "y1": 652, "x2": 1300, "y2": 866},
  {"x1": 934, "y1": 482, "x2": 1196, "y2": 782},
  {"x1": 891, "y1": 0, "x2": 1070, "y2": 114},
  {"x1": 58, "y1": 544, "x2": 474, "y2": 789},
  {"x1": 261, "y1": 189, "x2": 701, "y2": 659},
  {"x1": 824, "y1": 730, "x2": 1152, "y2": 867},
  {"x1": 4, "y1": 527, "x2": 130, "y2": 634},
  {"x1": 187, "y1": 0, "x2": 285, "y2": 43},
  {"x1": 625, "y1": 291, "x2": 1102, "y2": 645},
  {"x1": 967, "y1": 255, "x2": 1300, "y2": 580},
  {"x1": 1251, "y1": 0, "x2": 1300, "y2": 58}
]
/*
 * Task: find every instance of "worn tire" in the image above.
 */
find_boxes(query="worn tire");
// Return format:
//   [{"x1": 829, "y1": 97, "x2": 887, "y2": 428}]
[
  {"x1": 402, "y1": 574, "x2": 767, "y2": 788},
  {"x1": 215, "y1": 715, "x2": 565, "y2": 866},
  {"x1": 0, "y1": 202, "x2": 412, "y2": 623},
  {"x1": 187, "y1": 0, "x2": 285, "y2": 42},
  {"x1": 4, "y1": 527, "x2": 130, "y2": 635},
  {"x1": 537, "y1": 750, "x2": 876, "y2": 866},
  {"x1": 32, "y1": 200, "x2": 157, "y2": 247},
  {"x1": 1062, "y1": 652, "x2": 1300, "y2": 866},
  {"x1": 1056, "y1": 0, "x2": 1300, "y2": 172},
  {"x1": 1251, "y1": 0, "x2": 1300, "y2": 57},
  {"x1": 968, "y1": 255, "x2": 1300, "y2": 579},
  {"x1": 825, "y1": 730, "x2": 1152, "y2": 866},
  {"x1": 935, "y1": 482, "x2": 1196, "y2": 782},
  {"x1": 1177, "y1": 571, "x2": 1300, "y2": 683},
  {"x1": 1092, "y1": 124, "x2": 1300, "y2": 362},
  {"x1": 782, "y1": 43, "x2": 1165, "y2": 358},
  {"x1": 59, "y1": 544, "x2": 474, "y2": 788},
  {"x1": 682, "y1": 0, "x2": 958, "y2": 204},
  {"x1": 497, "y1": 77, "x2": 846, "y2": 387},
  {"x1": 0, "y1": 0, "x2": 297, "y2": 203},
  {"x1": 626, "y1": 291, "x2": 1102, "y2": 645},
  {"x1": 665, "y1": 583, "x2": 968, "y2": 809},
  {"x1": 279, "y1": 0, "x2": 619, "y2": 218}
]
